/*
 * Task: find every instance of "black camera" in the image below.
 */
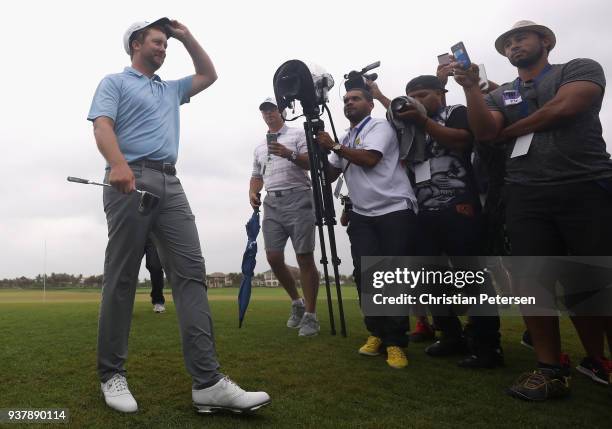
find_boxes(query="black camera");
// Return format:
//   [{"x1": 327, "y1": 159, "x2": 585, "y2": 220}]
[
  {"x1": 339, "y1": 195, "x2": 352, "y2": 227},
  {"x1": 390, "y1": 97, "x2": 410, "y2": 114},
  {"x1": 340, "y1": 195, "x2": 353, "y2": 213},
  {"x1": 344, "y1": 61, "x2": 381, "y2": 92}
]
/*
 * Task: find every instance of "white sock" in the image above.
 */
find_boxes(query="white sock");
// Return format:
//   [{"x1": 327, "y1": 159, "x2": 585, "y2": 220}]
[
  {"x1": 304, "y1": 312, "x2": 317, "y2": 320},
  {"x1": 292, "y1": 298, "x2": 304, "y2": 306}
]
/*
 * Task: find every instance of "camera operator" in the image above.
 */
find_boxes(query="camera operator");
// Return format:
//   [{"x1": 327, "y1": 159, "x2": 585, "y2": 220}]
[
  {"x1": 315, "y1": 88, "x2": 418, "y2": 369},
  {"x1": 250, "y1": 98, "x2": 321, "y2": 337},
  {"x1": 371, "y1": 76, "x2": 503, "y2": 368},
  {"x1": 454, "y1": 20, "x2": 612, "y2": 400}
]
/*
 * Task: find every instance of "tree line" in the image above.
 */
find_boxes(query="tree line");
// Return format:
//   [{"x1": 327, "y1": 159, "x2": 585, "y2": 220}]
[{"x1": 0, "y1": 272, "x2": 354, "y2": 289}]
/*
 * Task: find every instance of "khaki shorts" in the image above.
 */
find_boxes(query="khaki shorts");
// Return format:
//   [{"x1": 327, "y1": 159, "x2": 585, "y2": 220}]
[{"x1": 262, "y1": 189, "x2": 316, "y2": 254}]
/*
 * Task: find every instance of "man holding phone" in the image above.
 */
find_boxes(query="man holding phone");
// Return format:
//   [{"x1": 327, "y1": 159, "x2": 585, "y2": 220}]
[
  {"x1": 249, "y1": 97, "x2": 321, "y2": 337},
  {"x1": 454, "y1": 20, "x2": 612, "y2": 401}
]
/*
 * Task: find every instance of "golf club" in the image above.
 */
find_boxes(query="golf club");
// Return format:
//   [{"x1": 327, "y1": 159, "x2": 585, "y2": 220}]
[{"x1": 67, "y1": 176, "x2": 160, "y2": 215}]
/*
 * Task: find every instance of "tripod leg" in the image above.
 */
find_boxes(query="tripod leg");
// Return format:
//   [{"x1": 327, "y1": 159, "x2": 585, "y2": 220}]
[{"x1": 304, "y1": 120, "x2": 336, "y2": 335}]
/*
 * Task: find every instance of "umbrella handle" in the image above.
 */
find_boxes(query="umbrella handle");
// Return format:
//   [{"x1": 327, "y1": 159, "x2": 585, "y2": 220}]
[{"x1": 255, "y1": 193, "x2": 261, "y2": 213}]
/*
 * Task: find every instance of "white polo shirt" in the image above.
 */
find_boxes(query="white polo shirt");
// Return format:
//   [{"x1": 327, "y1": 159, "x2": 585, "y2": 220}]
[
  {"x1": 252, "y1": 124, "x2": 311, "y2": 192},
  {"x1": 329, "y1": 116, "x2": 417, "y2": 217}
]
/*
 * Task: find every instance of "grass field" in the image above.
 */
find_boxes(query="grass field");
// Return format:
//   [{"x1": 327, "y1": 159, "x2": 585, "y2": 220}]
[{"x1": 0, "y1": 288, "x2": 610, "y2": 428}]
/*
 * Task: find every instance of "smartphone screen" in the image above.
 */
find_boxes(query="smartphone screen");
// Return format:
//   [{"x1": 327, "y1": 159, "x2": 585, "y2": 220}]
[
  {"x1": 266, "y1": 132, "x2": 277, "y2": 147},
  {"x1": 437, "y1": 53, "x2": 451, "y2": 66},
  {"x1": 451, "y1": 42, "x2": 471, "y2": 70}
]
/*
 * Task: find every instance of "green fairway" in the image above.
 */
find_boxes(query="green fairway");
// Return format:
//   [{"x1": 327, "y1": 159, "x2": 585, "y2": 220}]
[{"x1": 0, "y1": 288, "x2": 609, "y2": 428}]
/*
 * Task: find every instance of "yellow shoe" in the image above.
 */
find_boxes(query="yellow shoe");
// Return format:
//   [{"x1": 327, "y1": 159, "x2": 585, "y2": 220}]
[
  {"x1": 358, "y1": 336, "x2": 383, "y2": 356},
  {"x1": 386, "y1": 346, "x2": 408, "y2": 369}
]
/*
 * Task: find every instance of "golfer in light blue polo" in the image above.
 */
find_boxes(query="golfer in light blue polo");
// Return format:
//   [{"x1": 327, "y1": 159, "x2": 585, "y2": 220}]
[{"x1": 88, "y1": 17, "x2": 270, "y2": 415}]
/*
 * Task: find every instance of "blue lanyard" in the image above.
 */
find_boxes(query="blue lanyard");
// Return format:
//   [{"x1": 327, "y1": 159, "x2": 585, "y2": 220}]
[
  {"x1": 512, "y1": 64, "x2": 552, "y2": 118},
  {"x1": 344, "y1": 116, "x2": 372, "y2": 148}
]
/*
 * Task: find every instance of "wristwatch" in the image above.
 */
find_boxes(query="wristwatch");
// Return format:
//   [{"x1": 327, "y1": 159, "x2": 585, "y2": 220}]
[
  {"x1": 288, "y1": 151, "x2": 298, "y2": 162},
  {"x1": 332, "y1": 143, "x2": 342, "y2": 154}
]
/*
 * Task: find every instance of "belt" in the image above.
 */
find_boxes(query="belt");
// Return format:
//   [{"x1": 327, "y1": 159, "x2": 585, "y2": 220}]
[
  {"x1": 130, "y1": 160, "x2": 176, "y2": 176},
  {"x1": 268, "y1": 187, "x2": 311, "y2": 197}
]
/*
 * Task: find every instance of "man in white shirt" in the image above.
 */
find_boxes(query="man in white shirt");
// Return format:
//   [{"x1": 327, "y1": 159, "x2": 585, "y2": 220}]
[
  {"x1": 316, "y1": 88, "x2": 419, "y2": 368},
  {"x1": 249, "y1": 98, "x2": 320, "y2": 337}
]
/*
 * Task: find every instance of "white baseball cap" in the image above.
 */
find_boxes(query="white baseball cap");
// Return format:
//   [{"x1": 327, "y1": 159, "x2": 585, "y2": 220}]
[
  {"x1": 123, "y1": 17, "x2": 171, "y2": 55},
  {"x1": 259, "y1": 97, "x2": 278, "y2": 110}
]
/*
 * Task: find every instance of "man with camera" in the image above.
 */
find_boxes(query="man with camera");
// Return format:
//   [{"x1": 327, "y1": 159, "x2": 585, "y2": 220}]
[
  {"x1": 249, "y1": 97, "x2": 321, "y2": 337},
  {"x1": 369, "y1": 76, "x2": 503, "y2": 368},
  {"x1": 454, "y1": 20, "x2": 612, "y2": 401},
  {"x1": 315, "y1": 88, "x2": 418, "y2": 369},
  {"x1": 88, "y1": 18, "x2": 269, "y2": 414}
]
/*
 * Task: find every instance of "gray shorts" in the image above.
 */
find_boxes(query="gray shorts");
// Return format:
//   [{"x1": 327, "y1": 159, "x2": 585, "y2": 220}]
[{"x1": 262, "y1": 189, "x2": 316, "y2": 254}]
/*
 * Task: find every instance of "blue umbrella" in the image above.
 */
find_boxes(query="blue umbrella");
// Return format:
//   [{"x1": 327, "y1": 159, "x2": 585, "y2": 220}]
[{"x1": 238, "y1": 209, "x2": 261, "y2": 328}]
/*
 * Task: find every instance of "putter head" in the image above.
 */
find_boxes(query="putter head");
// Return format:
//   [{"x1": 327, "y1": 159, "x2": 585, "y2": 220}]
[{"x1": 138, "y1": 191, "x2": 160, "y2": 215}]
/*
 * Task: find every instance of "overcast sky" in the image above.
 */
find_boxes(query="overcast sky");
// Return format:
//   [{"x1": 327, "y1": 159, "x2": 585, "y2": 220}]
[{"x1": 1, "y1": 0, "x2": 611, "y2": 279}]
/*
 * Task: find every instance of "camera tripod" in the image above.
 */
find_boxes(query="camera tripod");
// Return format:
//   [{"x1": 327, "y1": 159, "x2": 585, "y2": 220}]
[{"x1": 303, "y1": 112, "x2": 347, "y2": 337}]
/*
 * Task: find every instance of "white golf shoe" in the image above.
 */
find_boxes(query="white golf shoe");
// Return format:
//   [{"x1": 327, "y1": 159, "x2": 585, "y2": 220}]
[
  {"x1": 101, "y1": 374, "x2": 138, "y2": 413},
  {"x1": 153, "y1": 303, "x2": 166, "y2": 313},
  {"x1": 192, "y1": 376, "x2": 270, "y2": 414}
]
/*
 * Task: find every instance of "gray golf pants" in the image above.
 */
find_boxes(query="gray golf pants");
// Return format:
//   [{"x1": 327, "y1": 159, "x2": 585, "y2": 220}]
[{"x1": 97, "y1": 164, "x2": 223, "y2": 388}]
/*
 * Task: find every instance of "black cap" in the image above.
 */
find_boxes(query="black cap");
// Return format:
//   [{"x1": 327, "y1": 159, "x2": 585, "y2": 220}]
[{"x1": 405, "y1": 75, "x2": 447, "y2": 94}]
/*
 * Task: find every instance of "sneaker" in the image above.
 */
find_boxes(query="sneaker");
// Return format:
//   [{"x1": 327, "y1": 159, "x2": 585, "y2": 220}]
[
  {"x1": 101, "y1": 374, "x2": 138, "y2": 413},
  {"x1": 425, "y1": 338, "x2": 466, "y2": 357},
  {"x1": 506, "y1": 368, "x2": 570, "y2": 401},
  {"x1": 457, "y1": 347, "x2": 505, "y2": 369},
  {"x1": 386, "y1": 346, "x2": 408, "y2": 369},
  {"x1": 153, "y1": 303, "x2": 166, "y2": 313},
  {"x1": 298, "y1": 313, "x2": 320, "y2": 337},
  {"x1": 286, "y1": 302, "x2": 305, "y2": 328},
  {"x1": 576, "y1": 357, "x2": 611, "y2": 385},
  {"x1": 520, "y1": 330, "x2": 533, "y2": 350},
  {"x1": 409, "y1": 320, "x2": 435, "y2": 343},
  {"x1": 192, "y1": 376, "x2": 271, "y2": 414},
  {"x1": 358, "y1": 336, "x2": 383, "y2": 356}
]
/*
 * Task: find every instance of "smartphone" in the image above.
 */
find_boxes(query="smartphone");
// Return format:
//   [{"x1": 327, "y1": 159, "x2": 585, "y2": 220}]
[
  {"x1": 450, "y1": 42, "x2": 471, "y2": 70},
  {"x1": 266, "y1": 132, "x2": 277, "y2": 148},
  {"x1": 478, "y1": 63, "x2": 489, "y2": 92},
  {"x1": 437, "y1": 53, "x2": 451, "y2": 66},
  {"x1": 266, "y1": 133, "x2": 278, "y2": 156}
]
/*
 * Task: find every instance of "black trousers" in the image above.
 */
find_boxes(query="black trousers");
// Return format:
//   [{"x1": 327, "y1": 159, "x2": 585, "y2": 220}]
[
  {"x1": 504, "y1": 181, "x2": 612, "y2": 315},
  {"x1": 347, "y1": 208, "x2": 418, "y2": 348},
  {"x1": 417, "y1": 204, "x2": 500, "y2": 350},
  {"x1": 504, "y1": 181, "x2": 612, "y2": 256},
  {"x1": 145, "y1": 238, "x2": 165, "y2": 305}
]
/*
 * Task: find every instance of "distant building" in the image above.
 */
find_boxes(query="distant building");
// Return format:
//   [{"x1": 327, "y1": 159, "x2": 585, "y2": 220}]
[
  {"x1": 207, "y1": 272, "x2": 228, "y2": 288},
  {"x1": 263, "y1": 265, "x2": 301, "y2": 287}
]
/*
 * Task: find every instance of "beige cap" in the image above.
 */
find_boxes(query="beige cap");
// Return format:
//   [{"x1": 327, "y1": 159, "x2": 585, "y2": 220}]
[{"x1": 494, "y1": 20, "x2": 556, "y2": 56}]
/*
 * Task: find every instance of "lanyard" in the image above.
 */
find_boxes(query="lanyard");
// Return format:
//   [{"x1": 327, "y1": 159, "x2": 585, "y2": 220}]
[
  {"x1": 343, "y1": 116, "x2": 372, "y2": 149},
  {"x1": 512, "y1": 64, "x2": 552, "y2": 119},
  {"x1": 339, "y1": 116, "x2": 372, "y2": 179}
]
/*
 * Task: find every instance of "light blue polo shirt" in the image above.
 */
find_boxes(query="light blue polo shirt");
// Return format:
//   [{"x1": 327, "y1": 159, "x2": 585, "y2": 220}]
[{"x1": 87, "y1": 67, "x2": 193, "y2": 164}]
